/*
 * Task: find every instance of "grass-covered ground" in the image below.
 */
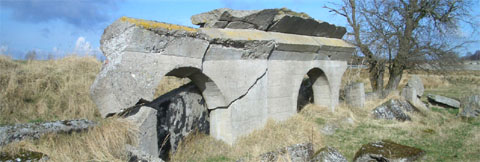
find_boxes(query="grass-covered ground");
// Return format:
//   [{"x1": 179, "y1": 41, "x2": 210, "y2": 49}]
[{"x1": 0, "y1": 55, "x2": 479, "y2": 161}]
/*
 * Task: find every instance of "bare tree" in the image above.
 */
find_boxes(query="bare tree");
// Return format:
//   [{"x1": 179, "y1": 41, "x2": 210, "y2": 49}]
[
  {"x1": 25, "y1": 50, "x2": 37, "y2": 61},
  {"x1": 326, "y1": 0, "x2": 478, "y2": 97}
]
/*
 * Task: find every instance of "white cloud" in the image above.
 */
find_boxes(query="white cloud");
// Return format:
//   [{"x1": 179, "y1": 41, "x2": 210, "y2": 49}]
[
  {"x1": 74, "y1": 36, "x2": 93, "y2": 55},
  {"x1": 0, "y1": 45, "x2": 8, "y2": 54}
]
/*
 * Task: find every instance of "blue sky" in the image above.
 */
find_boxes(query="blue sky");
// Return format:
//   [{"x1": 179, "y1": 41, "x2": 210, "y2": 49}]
[{"x1": 0, "y1": 0, "x2": 479, "y2": 60}]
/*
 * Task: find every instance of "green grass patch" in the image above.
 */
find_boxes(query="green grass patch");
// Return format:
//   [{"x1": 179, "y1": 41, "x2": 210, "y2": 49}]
[
  {"x1": 204, "y1": 155, "x2": 232, "y2": 162},
  {"x1": 315, "y1": 117, "x2": 326, "y2": 125}
]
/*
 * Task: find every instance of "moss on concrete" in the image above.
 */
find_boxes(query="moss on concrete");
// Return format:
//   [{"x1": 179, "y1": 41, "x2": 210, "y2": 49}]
[{"x1": 120, "y1": 16, "x2": 197, "y2": 33}]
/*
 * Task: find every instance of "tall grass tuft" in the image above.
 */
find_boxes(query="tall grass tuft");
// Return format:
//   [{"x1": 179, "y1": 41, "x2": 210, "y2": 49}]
[
  {"x1": 1, "y1": 118, "x2": 138, "y2": 161},
  {"x1": 0, "y1": 55, "x2": 101, "y2": 125}
]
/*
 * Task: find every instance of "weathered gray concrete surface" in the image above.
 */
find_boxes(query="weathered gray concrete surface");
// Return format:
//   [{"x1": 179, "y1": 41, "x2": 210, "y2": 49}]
[
  {"x1": 353, "y1": 140, "x2": 425, "y2": 162},
  {"x1": 191, "y1": 8, "x2": 346, "y2": 38},
  {"x1": 0, "y1": 119, "x2": 96, "y2": 146},
  {"x1": 125, "y1": 106, "x2": 159, "y2": 158},
  {"x1": 311, "y1": 146, "x2": 348, "y2": 162},
  {"x1": 345, "y1": 82, "x2": 365, "y2": 108},
  {"x1": 427, "y1": 94, "x2": 461, "y2": 109},
  {"x1": 91, "y1": 8, "x2": 353, "y2": 146}
]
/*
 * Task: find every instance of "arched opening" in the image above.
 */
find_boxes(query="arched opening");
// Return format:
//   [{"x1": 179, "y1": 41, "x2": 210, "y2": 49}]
[
  {"x1": 150, "y1": 67, "x2": 226, "y2": 160},
  {"x1": 297, "y1": 68, "x2": 331, "y2": 112}
]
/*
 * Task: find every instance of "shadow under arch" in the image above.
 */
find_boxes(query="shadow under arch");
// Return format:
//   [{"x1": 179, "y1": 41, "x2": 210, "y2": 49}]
[
  {"x1": 165, "y1": 66, "x2": 227, "y2": 109},
  {"x1": 151, "y1": 66, "x2": 228, "y2": 160},
  {"x1": 297, "y1": 67, "x2": 331, "y2": 111}
]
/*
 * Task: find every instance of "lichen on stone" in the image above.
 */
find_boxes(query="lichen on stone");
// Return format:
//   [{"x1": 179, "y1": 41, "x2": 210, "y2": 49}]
[{"x1": 120, "y1": 16, "x2": 197, "y2": 33}]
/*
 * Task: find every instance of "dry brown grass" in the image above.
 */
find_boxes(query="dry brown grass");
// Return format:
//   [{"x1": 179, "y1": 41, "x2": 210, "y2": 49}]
[
  {"x1": 2, "y1": 55, "x2": 479, "y2": 161},
  {"x1": 0, "y1": 55, "x2": 102, "y2": 125},
  {"x1": 1, "y1": 118, "x2": 137, "y2": 161},
  {"x1": 154, "y1": 76, "x2": 191, "y2": 98}
]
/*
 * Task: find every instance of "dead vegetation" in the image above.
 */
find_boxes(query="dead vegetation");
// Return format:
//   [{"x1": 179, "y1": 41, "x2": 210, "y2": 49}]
[
  {"x1": 0, "y1": 56, "x2": 137, "y2": 161},
  {"x1": 0, "y1": 55, "x2": 101, "y2": 125},
  {"x1": 1, "y1": 118, "x2": 137, "y2": 161}
]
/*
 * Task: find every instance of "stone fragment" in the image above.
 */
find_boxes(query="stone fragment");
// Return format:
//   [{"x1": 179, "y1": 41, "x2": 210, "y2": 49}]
[
  {"x1": 311, "y1": 146, "x2": 347, "y2": 162},
  {"x1": 260, "y1": 143, "x2": 314, "y2": 162},
  {"x1": 0, "y1": 119, "x2": 96, "y2": 146},
  {"x1": 320, "y1": 123, "x2": 338, "y2": 136},
  {"x1": 459, "y1": 94, "x2": 480, "y2": 118},
  {"x1": 126, "y1": 144, "x2": 165, "y2": 162},
  {"x1": 345, "y1": 82, "x2": 365, "y2": 108},
  {"x1": 427, "y1": 94, "x2": 460, "y2": 109},
  {"x1": 353, "y1": 140, "x2": 425, "y2": 162},
  {"x1": 225, "y1": 21, "x2": 256, "y2": 29},
  {"x1": 220, "y1": 9, "x2": 277, "y2": 31},
  {"x1": 190, "y1": 8, "x2": 232, "y2": 27},
  {"x1": 372, "y1": 99, "x2": 418, "y2": 121},
  {"x1": 0, "y1": 149, "x2": 49, "y2": 162},
  {"x1": 402, "y1": 85, "x2": 427, "y2": 110},
  {"x1": 125, "y1": 106, "x2": 159, "y2": 158},
  {"x1": 406, "y1": 75, "x2": 424, "y2": 97},
  {"x1": 268, "y1": 15, "x2": 346, "y2": 38}
]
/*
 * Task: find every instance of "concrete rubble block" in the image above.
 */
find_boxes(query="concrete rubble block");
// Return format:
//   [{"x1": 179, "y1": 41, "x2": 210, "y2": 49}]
[
  {"x1": 459, "y1": 94, "x2": 480, "y2": 118},
  {"x1": 0, "y1": 119, "x2": 96, "y2": 146},
  {"x1": 372, "y1": 99, "x2": 419, "y2": 121},
  {"x1": 268, "y1": 15, "x2": 346, "y2": 38},
  {"x1": 353, "y1": 140, "x2": 425, "y2": 162},
  {"x1": 401, "y1": 85, "x2": 428, "y2": 110},
  {"x1": 259, "y1": 143, "x2": 314, "y2": 162},
  {"x1": 406, "y1": 75, "x2": 424, "y2": 97},
  {"x1": 311, "y1": 146, "x2": 348, "y2": 162},
  {"x1": 125, "y1": 106, "x2": 159, "y2": 158},
  {"x1": 192, "y1": 8, "x2": 347, "y2": 38},
  {"x1": 126, "y1": 144, "x2": 164, "y2": 162},
  {"x1": 191, "y1": 8, "x2": 231, "y2": 27},
  {"x1": 320, "y1": 123, "x2": 338, "y2": 136},
  {"x1": 345, "y1": 82, "x2": 365, "y2": 108},
  {"x1": 427, "y1": 94, "x2": 460, "y2": 109}
]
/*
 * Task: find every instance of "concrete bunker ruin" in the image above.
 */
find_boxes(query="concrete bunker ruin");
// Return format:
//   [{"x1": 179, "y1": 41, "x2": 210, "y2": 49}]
[{"x1": 90, "y1": 8, "x2": 354, "y2": 159}]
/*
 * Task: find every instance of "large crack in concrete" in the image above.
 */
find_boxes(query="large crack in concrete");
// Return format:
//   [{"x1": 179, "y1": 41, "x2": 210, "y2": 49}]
[
  {"x1": 210, "y1": 68, "x2": 268, "y2": 110},
  {"x1": 200, "y1": 44, "x2": 211, "y2": 71}
]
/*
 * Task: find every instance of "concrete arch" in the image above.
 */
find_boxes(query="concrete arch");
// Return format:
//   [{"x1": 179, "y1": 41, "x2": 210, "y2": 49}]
[
  {"x1": 164, "y1": 67, "x2": 227, "y2": 110},
  {"x1": 306, "y1": 68, "x2": 331, "y2": 108}
]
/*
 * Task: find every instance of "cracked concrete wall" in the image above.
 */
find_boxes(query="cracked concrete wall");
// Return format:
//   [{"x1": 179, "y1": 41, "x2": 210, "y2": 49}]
[{"x1": 91, "y1": 17, "x2": 352, "y2": 145}]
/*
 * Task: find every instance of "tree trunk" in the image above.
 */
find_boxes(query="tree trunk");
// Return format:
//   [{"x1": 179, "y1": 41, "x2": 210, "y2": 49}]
[
  {"x1": 368, "y1": 60, "x2": 385, "y2": 95},
  {"x1": 385, "y1": 63, "x2": 404, "y2": 94}
]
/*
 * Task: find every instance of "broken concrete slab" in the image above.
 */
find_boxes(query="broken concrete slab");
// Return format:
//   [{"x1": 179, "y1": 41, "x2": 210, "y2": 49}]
[
  {"x1": 345, "y1": 82, "x2": 365, "y2": 108},
  {"x1": 459, "y1": 94, "x2": 480, "y2": 118},
  {"x1": 0, "y1": 119, "x2": 96, "y2": 147},
  {"x1": 259, "y1": 143, "x2": 314, "y2": 162},
  {"x1": 353, "y1": 140, "x2": 425, "y2": 162},
  {"x1": 372, "y1": 99, "x2": 418, "y2": 121},
  {"x1": 406, "y1": 75, "x2": 424, "y2": 97},
  {"x1": 191, "y1": 8, "x2": 346, "y2": 38},
  {"x1": 311, "y1": 146, "x2": 348, "y2": 162},
  {"x1": 427, "y1": 94, "x2": 460, "y2": 109},
  {"x1": 125, "y1": 106, "x2": 159, "y2": 158}
]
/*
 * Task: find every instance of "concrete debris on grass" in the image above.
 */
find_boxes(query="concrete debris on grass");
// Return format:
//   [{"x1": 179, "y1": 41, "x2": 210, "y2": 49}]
[
  {"x1": 372, "y1": 99, "x2": 419, "y2": 121},
  {"x1": 0, "y1": 119, "x2": 96, "y2": 146},
  {"x1": 427, "y1": 94, "x2": 460, "y2": 109},
  {"x1": 353, "y1": 140, "x2": 425, "y2": 162},
  {"x1": 459, "y1": 94, "x2": 480, "y2": 118},
  {"x1": 311, "y1": 146, "x2": 347, "y2": 162}
]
